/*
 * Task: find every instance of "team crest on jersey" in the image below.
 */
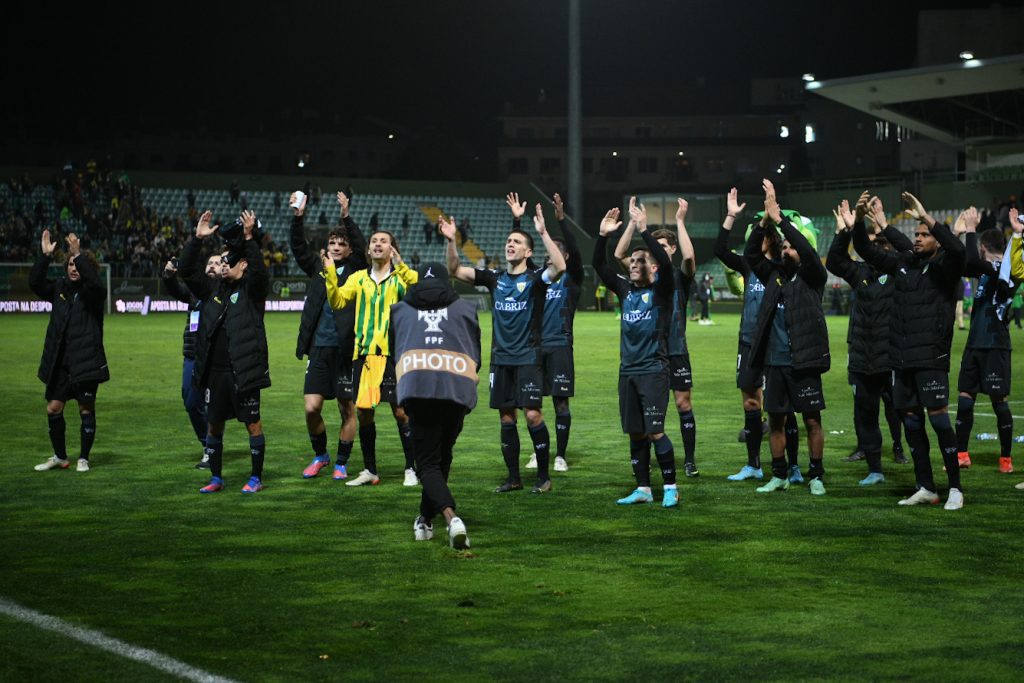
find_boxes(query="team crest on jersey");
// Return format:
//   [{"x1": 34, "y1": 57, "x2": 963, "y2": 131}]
[
  {"x1": 418, "y1": 308, "x2": 448, "y2": 333},
  {"x1": 878, "y1": 275, "x2": 888, "y2": 285},
  {"x1": 336, "y1": 266, "x2": 345, "y2": 276},
  {"x1": 230, "y1": 292, "x2": 239, "y2": 304},
  {"x1": 517, "y1": 282, "x2": 526, "y2": 293},
  {"x1": 641, "y1": 292, "x2": 650, "y2": 304}
]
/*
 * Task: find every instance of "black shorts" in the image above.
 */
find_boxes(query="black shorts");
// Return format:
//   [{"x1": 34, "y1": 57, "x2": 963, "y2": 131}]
[
  {"x1": 668, "y1": 353, "x2": 693, "y2": 392},
  {"x1": 763, "y1": 365, "x2": 826, "y2": 414},
  {"x1": 892, "y1": 369, "x2": 950, "y2": 410},
  {"x1": 352, "y1": 355, "x2": 398, "y2": 406},
  {"x1": 958, "y1": 348, "x2": 1011, "y2": 397},
  {"x1": 618, "y1": 372, "x2": 669, "y2": 435},
  {"x1": 303, "y1": 346, "x2": 355, "y2": 401},
  {"x1": 205, "y1": 370, "x2": 261, "y2": 424},
  {"x1": 45, "y1": 365, "x2": 99, "y2": 404},
  {"x1": 541, "y1": 346, "x2": 575, "y2": 397},
  {"x1": 848, "y1": 370, "x2": 894, "y2": 404},
  {"x1": 736, "y1": 342, "x2": 765, "y2": 390},
  {"x1": 489, "y1": 364, "x2": 544, "y2": 409}
]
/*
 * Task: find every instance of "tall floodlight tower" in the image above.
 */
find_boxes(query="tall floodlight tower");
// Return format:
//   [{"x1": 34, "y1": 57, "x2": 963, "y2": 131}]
[{"x1": 568, "y1": 0, "x2": 582, "y2": 224}]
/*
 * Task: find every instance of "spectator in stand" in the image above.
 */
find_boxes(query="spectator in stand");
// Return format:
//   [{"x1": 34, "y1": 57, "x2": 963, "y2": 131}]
[{"x1": 229, "y1": 181, "x2": 240, "y2": 204}]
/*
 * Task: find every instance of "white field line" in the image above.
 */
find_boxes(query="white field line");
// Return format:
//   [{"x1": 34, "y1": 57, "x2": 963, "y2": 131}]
[{"x1": 0, "y1": 597, "x2": 239, "y2": 683}]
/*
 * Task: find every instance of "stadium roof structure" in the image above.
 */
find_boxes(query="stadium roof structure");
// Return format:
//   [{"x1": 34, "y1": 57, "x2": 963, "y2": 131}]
[{"x1": 805, "y1": 53, "x2": 1024, "y2": 145}]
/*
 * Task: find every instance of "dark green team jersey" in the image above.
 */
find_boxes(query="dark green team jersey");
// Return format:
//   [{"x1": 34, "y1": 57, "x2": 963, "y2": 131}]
[{"x1": 475, "y1": 267, "x2": 549, "y2": 366}]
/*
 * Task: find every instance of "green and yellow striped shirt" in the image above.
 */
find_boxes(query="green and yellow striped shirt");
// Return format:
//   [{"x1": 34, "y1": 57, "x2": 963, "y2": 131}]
[{"x1": 326, "y1": 263, "x2": 418, "y2": 358}]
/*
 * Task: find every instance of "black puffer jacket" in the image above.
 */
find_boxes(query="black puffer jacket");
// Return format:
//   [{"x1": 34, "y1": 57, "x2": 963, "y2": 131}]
[
  {"x1": 852, "y1": 219, "x2": 965, "y2": 371},
  {"x1": 31, "y1": 252, "x2": 110, "y2": 385},
  {"x1": 745, "y1": 218, "x2": 830, "y2": 372},
  {"x1": 291, "y1": 213, "x2": 366, "y2": 359},
  {"x1": 179, "y1": 236, "x2": 271, "y2": 392},
  {"x1": 826, "y1": 226, "x2": 913, "y2": 374}
]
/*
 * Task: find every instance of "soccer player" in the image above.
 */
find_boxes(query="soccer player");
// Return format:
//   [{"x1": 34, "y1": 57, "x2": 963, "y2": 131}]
[
  {"x1": 31, "y1": 230, "x2": 109, "y2": 473},
  {"x1": 391, "y1": 262, "x2": 481, "y2": 549},
  {"x1": 180, "y1": 210, "x2": 271, "y2": 494},
  {"x1": 744, "y1": 179, "x2": 830, "y2": 495},
  {"x1": 850, "y1": 191, "x2": 966, "y2": 509},
  {"x1": 714, "y1": 188, "x2": 802, "y2": 483},
  {"x1": 614, "y1": 196, "x2": 698, "y2": 477},
  {"x1": 290, "y1": 190, "x2": 367, "y2": 481},
  {"x1": 594, "y1": 201, "x2": 678, "y2": 507},
  {"x1": 323, "y1": 229, "x2": 418, "y2": 487},
  {"x1": 526, "y1": 192, "x2": 581, "y2": 473},
  {"x1": 826, "y1": 194, "x2": 912, "y2": 485},
  {"x1": 954, "y1": 206, "x2": 1019, "y2": 473},
  {"x1": 162, "y1": 253, "x2": 223, "y2": 468},
  {"x1": 443, "y1": 193, "x2": 566, "y2": 494}
]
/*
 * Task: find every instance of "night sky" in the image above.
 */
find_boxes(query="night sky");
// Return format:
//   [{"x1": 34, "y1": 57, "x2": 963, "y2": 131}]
[{"x1": 5, "y1": 1, "x2": 959, "y2": 148}]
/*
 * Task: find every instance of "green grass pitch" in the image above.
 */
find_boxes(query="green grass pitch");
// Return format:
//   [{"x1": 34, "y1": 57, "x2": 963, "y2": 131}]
[{"x1": 1, "y1": 312, "x2": 1023, "y2": 682}]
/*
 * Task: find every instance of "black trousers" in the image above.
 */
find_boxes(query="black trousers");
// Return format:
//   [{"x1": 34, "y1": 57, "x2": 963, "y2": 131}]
[{"x1": 405, "y1": 398, "x2": 466, "y2": 520}]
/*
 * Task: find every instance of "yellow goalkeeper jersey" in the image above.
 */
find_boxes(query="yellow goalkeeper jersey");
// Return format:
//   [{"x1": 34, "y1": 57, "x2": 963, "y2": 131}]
[{"x1": 326, "y1": 262, "x2": 418, "y2": 358}]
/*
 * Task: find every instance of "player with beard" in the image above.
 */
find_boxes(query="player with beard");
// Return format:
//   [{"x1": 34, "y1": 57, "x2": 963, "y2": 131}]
[
  {"x1": 162, "y1": 252, "x2": 223, "y2": 469},
  {"x1": 443, "y1": 194, "x2": 566, "y2": 494},
  {"x1": 324, "y1": 228, "x2": 418, "y2": 487},
  {"x1": 32, "y1": 230, "x2": 109, "y2": 473},
  {"x1": 614, "y1": 196, "x2": 698, "y2": 477},
  {"x1": 290, "y1": 190, "x2": 367, "y2": 482},
  {"x1": 744, "y1": 180, "x2": 830, "y2": 495},
  {"x1": 180, "y1": 210, "x2": 271, "y2": 494},
  {"x1": 851, "y1": 192, "x2": 966, "y2": 509}
]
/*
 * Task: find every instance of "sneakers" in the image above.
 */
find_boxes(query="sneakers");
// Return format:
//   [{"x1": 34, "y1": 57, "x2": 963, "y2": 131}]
[
  {"x1": 531, "y1": 479, "x2": 552, "y2": 494},
  {"x1": 957, "y1": 451, "x2": 972, "y2": 468},
  {"x1": 843, "y1": 449, "x2": 866, "y2": 462},
  {"x1": 999, "y1": 457, "x2": 1014, "y2": 474},
  {"x1": 494, "y1": 479, "x2": 523, "y2": 493},
  {"x1": 897, "y1": 488, "x2": 940, "y2": 506},
  {"x1": 241, "y1": 476, "x2": 263, "y2": 493},
  {"x1": 893, "y1": 443, "x2": 908, "y2": 464},
  {"x1": 199, "y1": 476, "x2": 225, "y2": 493},
  {"x1": 346, "y1": 469, "x2": 381, "y2": 487},
  {"x1": 195, "y1": 453, "x2": 211, "y2": 469},
  {"x1": 413, "y1": 516, "x2": 434, "y2": 541},
  {"x1": 1015, "y1": 481, "x2": 1024, "y2": 490},
  {"x1": 755, "y1": 477, "x2": 790, "y2": 493},
  {"x1": 447, "y1": 516, "x2": 470, "y2": 549},
  {"x1": 662, "y1": 487, "x2": 679, "y2": 508},
  {"x1": 684, "y1": 462, "x2": 699, "y2": 478},
  {"x1": 302, "y1": 456, "x2": 330, "y2": 478},
  {"x1": 788, "y1": 465, "x2": 804, "y2": 484},
  {"x1": 944, "y1": 488, "x2": 964, "y2": 511},
  {"x1": 554, "y1": 456, "x2": 569, "y2": 472},
  {"x1": 809, "y1": 478, "x2": 826, "y2": 496},
  {"x1": 332, "y1": 464, "x2": 348, "y2": 480},
  {"x1": 616, "y1": 488, "x2": 654, "y2": 505},
  {"x1": 525, "y1": 453, "x2": 537, "y2": 469},
  {"x1": 34, "y1": 455, "x2": 69, "y2": 471},
  {"x1": 859, "y1": 472, "x2": 886, "y2": 486},
  {"x1": 403, "y1": 468, "x2": 419, "y2": 487},
  {"x1": 76, "y1": 458, "x2": 90, "y2": 472},
  {"x1": 727, "y1": 465, "x2": 764, "y2": 481}
]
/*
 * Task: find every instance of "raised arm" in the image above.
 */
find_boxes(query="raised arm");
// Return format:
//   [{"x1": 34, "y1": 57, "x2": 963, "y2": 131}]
[
  {"x1": 178, "y1": 211, "x2": 219, "y2": 299},
  {"x1": 553, "y1": 193, "x2": 584, "y2": 285},
  {"x1": 323, "y1": 251, "x2": 360, "y2": 309},
  {"x1": 162, "y1": 260, "x2": 196, "y2": 305},
  {"x1": 339, "y1": 191, "x2": 368, "y2": 270},
  {"x1": 532, "y1": 203, "x2": 565, "y2": 282},
  {"x1": 240, "y1": 211, "x2": 269, "y2": 301},
  {"x1": 865, "y1": 196, "x2": 913, "y2": 253},
  {"x1": 851, "y1": 199, "x2": 903, "y2": 275},
  {"x1": 613, "y1": 196, "x2": 639, "y2": 268},
  {"x1": 910, "y1": 191, "x2": 965, "y2": 278},
  {"x1": 29, "y1": 229, "x2": 58, "y2": 302},
  {"x1": 675, "y1": 197, "x2": 696, "y2": 278},
  {"x1": 439, "y1": 215, "x2": 476, "y2": 283},
  {"x1": 825, "y1": 204, "x2": 859, "y2": 285},
  {"x1": 288, "y1": 192, "x2": 320, "y2": 277},
  {"x1": 593, "y1": 208, "x2": 626, "y2": 296}
]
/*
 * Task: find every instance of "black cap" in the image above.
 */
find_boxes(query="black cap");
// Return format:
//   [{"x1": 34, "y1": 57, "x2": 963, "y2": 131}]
[{"x1": 416, "y1": 262, "x2": 448, "y2": 280}]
